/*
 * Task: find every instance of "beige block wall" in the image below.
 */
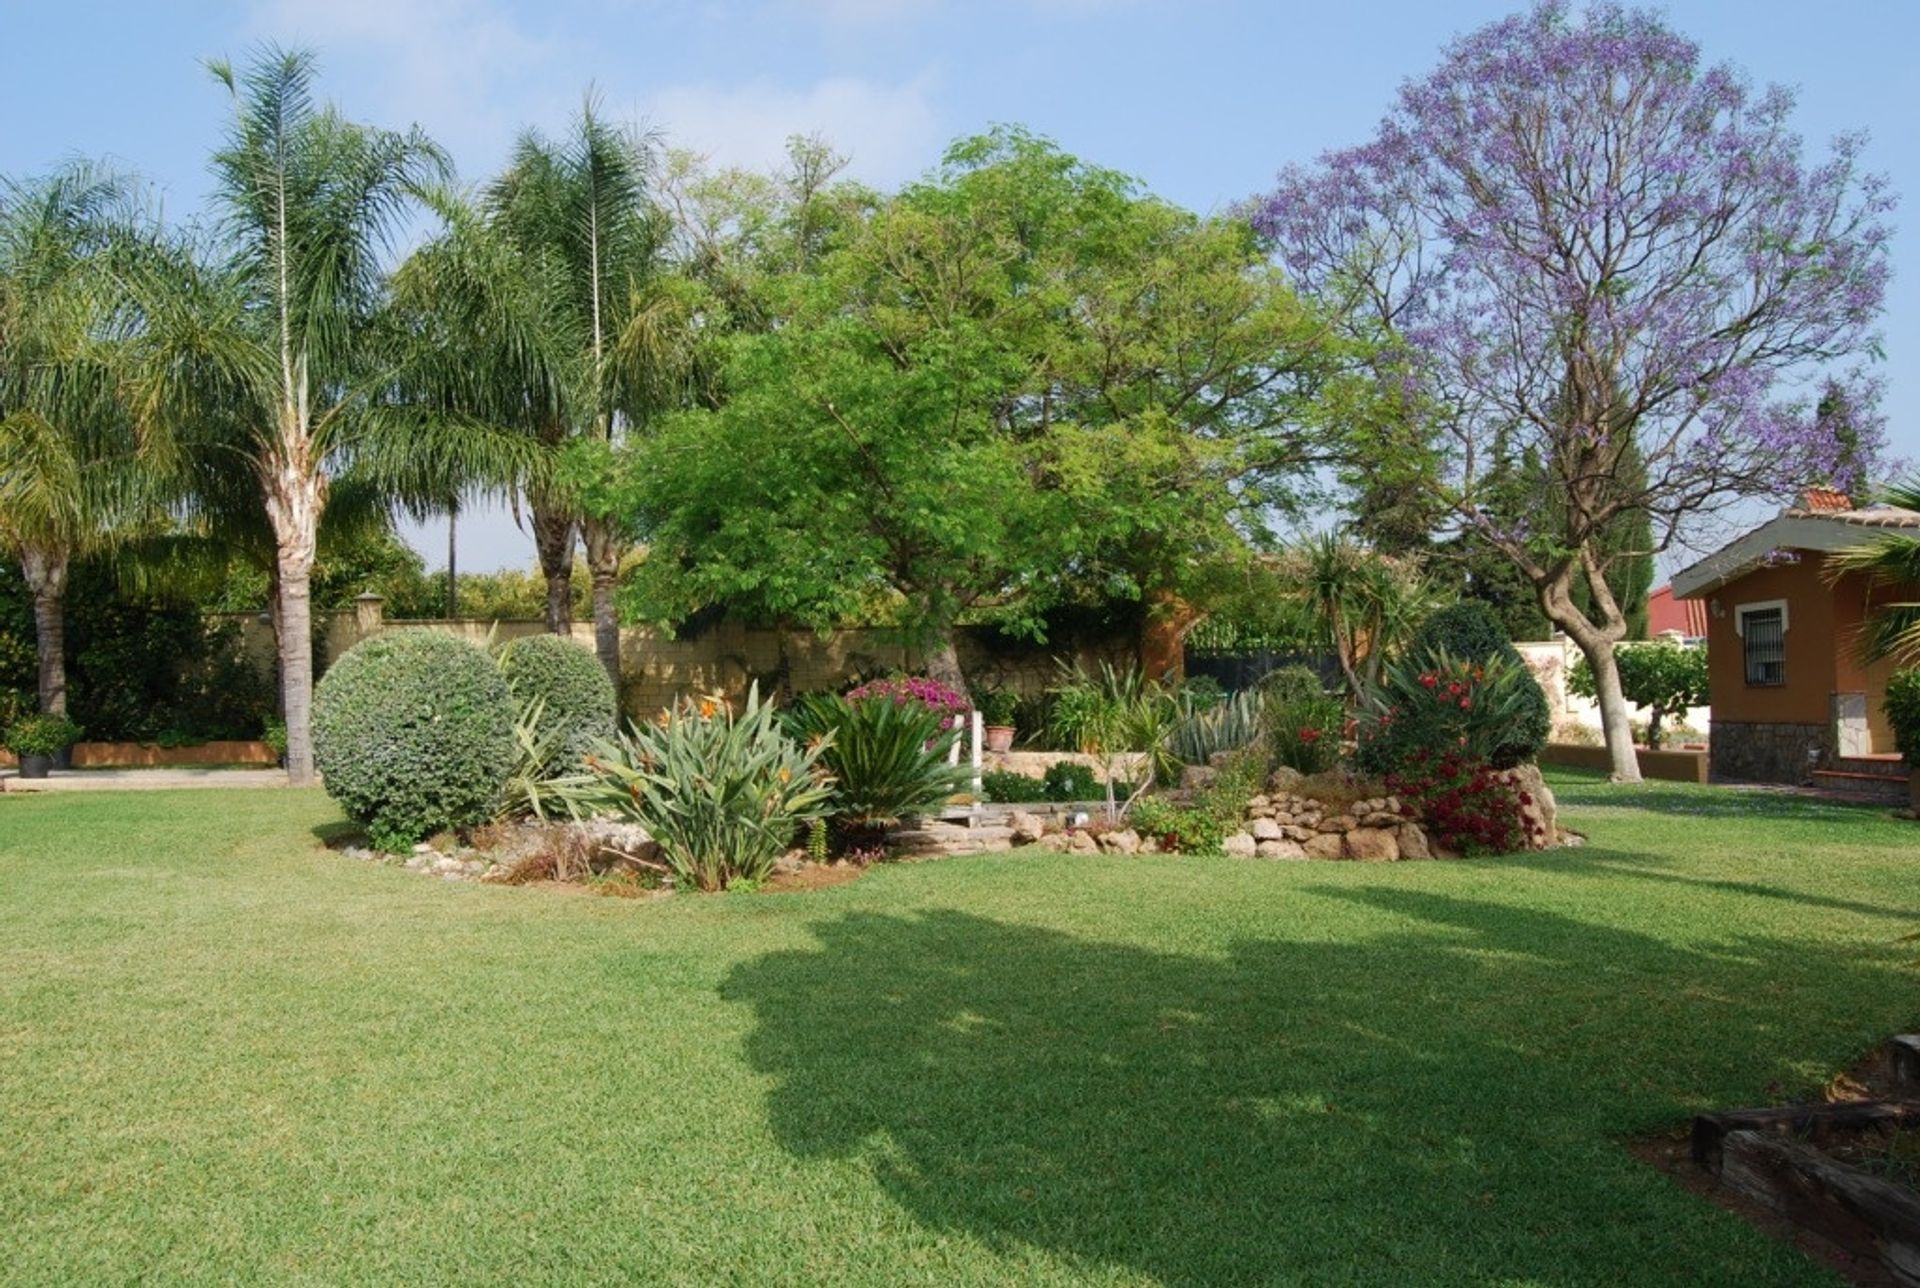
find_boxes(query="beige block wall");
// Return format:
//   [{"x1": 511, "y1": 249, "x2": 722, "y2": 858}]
[{"x1": 228, "y1": 603, "x2": 1133, "y2": 722}]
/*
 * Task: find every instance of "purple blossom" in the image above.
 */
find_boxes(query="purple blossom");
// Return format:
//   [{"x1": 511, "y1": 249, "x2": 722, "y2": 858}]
[{"x1": 1252, "y1": 1, "x2": 1896, "y2": 567}]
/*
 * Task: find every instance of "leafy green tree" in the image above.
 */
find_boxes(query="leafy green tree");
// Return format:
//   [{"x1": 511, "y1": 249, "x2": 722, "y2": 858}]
[
  {"x1": 620, "y1": 130, "x2": 1356, "y2": 694},
  {"x1": 1569, "y1": 640, "x2": 1707, "y2": 750}
]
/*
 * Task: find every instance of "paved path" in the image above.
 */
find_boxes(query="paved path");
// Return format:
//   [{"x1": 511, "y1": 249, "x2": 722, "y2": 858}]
[{"x1": 0, "y1": 767, "x2": 292, "y2": 792}]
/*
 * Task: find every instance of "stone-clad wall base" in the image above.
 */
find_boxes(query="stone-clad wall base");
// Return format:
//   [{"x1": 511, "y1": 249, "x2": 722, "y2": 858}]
[{"x1": 1711, "y1": 721, "x2": 1832, "y2": 785}]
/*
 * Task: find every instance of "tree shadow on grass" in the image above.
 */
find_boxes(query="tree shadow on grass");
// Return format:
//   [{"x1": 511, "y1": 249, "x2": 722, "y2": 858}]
[
  {"x1": 1551, "y1": 776, "x2": 1896, "y2": 826},
  {"x1": 723, "y1": 891, "x2": 1913, "y2": 1285},
  {"x1": 1512, "y1": 848, "x2": 1920, "y2": 924}
]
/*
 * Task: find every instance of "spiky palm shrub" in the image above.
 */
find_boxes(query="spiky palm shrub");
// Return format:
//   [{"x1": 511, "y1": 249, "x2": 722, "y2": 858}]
[
  {"x1": 785, "y1": 693, "x2": 973, "y2": 853},
  {"x1": 555, "y1": 686, "x2": 832, "y2": 891}
]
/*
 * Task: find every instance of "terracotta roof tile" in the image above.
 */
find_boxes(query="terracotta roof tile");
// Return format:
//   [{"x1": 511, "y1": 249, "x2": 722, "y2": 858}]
[{"x1": 1801, "y1": 487, "x2": 1852, "y2": 512}]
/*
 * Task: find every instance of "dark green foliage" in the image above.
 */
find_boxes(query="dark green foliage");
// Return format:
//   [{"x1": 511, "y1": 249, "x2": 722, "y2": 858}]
[
  {"x1": 0, "y1": 561, "x2": 275, "y2": 742},
  {"x1": 1041, "y1": 760, "x2": 1100, "y2": 802},
  {"x1": 1407, "y1": 601, "x2": 1549, "y2": 766},
  {"x1": 313, "y1": 632, "x2": 517, "y2": 850},
  {"x1": 1884, "y1": 670, "x2": 1920, "y2": 761},
  {"x1": 786, "y1": 694, "x2": 973, "y2": 851},
  {"x1": 495, "y1": 634, "x2": 618, "y2": 772},
  {"x1": 979, "y1": 770, "x2": 1047, "y2": 803}
]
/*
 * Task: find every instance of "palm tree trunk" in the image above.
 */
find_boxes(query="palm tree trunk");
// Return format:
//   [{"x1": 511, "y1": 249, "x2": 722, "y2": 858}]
[
  {"x1": 582, "y1": 516, "x2": 621, "y2": 683},
  {"x1": 445, "y1": 499, "x2": 459, "y2": 619},
  {"x1": 531, "y1": 498, "x2": 576, "y2": 636},
  {"x1": 20, "y1": 546, "x2": 69, "y2": 716},
  {"x1": 266, "y1": 474, "x2": 323, "y2": 786}
]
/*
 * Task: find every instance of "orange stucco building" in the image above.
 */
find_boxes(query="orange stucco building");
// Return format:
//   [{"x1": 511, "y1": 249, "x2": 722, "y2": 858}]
[{"x1": 1672, "y1": 494, "x2": 1920, "y2": 783}]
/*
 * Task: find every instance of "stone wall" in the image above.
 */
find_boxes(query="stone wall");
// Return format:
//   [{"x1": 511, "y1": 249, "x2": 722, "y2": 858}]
[{"x1": 1709, "y1": 720, "x2": 1830, "y2": 785}]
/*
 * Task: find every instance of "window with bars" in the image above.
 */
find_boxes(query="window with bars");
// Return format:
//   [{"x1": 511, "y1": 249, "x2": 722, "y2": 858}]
[{"x1": 1740, "y1": 606, "x2": 1785, "y2": 686}]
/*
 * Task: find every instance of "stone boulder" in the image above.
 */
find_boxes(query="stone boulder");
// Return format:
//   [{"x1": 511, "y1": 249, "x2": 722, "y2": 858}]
[
  {"x1": 1508, "y1": 763, "x2": 1558, "y2": 849},
  {"x1": 1180, "y1": 763, "x2": 1218, "y2": 792},
  {"x1": 1250, "y1": 817, "x2": 1285, "y2": 842},
  {"x1": 1304, "y1": 832, "x2": 1345, "y2": 860},
  {"x1": 1222, "y1": 832, "x2": 1258, "y2": 858},
  {"x1": 1007, "y1": 810, "x2": 1048, "y2": 846},
  {"x1": 1100, "y1": 828, "x2": 1142, "y2": 856},
  {"x1": 1068, "y1": 830, "x2": 1100, "y2": 855},
  {"x1": 1257, "y1": 839, "x2": 1307, "y2": 860},
  {"x1": 1345, "y1": 827, "x2": 1401, "y2": 861},
  {"x1": 1268, "y1": 766, "x2": 1305, "y2": 794},
  {"x1": 1396, "y1": 824, "x2": 1431, "y2": 860}
]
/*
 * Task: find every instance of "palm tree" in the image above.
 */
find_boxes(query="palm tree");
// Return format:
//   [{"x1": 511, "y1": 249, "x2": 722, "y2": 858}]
[
  {"x1": 1278, "y1": 533, "x2": 1438, "y2": 698},
  {"x1": 388, "y1": 188, "x2": 581, "y2": 631},
  {"x1": 124, "y1": 48, "x2": 531, "y2": 784},
  {"x1": 1828, "y1": 479, "x2": 1920, "y2": 664},
  {"x1": 481, "y1": 96, "x2": 687, "y2": 676},
  {"x1": 0, "y1": 162, "x2": 148, "y2": 717}
]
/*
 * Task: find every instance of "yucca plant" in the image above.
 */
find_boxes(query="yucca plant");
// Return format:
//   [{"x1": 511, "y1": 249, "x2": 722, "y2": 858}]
[
  {"x1": 786, "y1": 693, "x2": 973, "y2": 853},
  {"x1": 553, "y1": 685, "x2": 833, "y2": 890},
  {"x1": 495, "y1": 697, "x2": 569, "y2": 822}
]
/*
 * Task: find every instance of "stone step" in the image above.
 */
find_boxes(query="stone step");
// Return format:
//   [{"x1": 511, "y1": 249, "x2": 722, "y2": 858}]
[
  {"x1": 1810, "y1": 768, "x2": 1910, "y2": 803},
  {"x1": 1828, "y1": 756, "x2": 1910, "y2": 781}
]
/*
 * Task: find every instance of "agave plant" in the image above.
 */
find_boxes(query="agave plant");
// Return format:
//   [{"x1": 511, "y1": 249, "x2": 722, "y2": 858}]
[
  {"x1": 785, "y1": 693, "x2": 973, "y2": 852},
  {"x1": 1169, "y1": 688, "x2": 1263, "y2": 766},
  {"x1": 552, "y1": 685, "x2": 833, "y2": 890}
]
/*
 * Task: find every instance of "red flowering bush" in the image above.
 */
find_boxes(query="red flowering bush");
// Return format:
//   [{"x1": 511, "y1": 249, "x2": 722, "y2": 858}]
[
  {"x1": 844, "y1": 675, "x2": 971, "y2": 733},
  {"x1": 1355, "y1": 648, "x2": 1538, "y2": 778},
  {"x1": 1386, "y1": 749, "x2": 1538, "y2": 856},
  {"x1": 1266, "y1": 692, "x2": 1344, "y2": 773}
]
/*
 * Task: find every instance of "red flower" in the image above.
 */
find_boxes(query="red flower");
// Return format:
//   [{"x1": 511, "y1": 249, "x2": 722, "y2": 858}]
[
  {"x1": 1459, "y1": 697, "x2": 1472, "y2": 710},
  {"x1": 1420, "y1": 673, "x2": 1438, "y2": 688}
]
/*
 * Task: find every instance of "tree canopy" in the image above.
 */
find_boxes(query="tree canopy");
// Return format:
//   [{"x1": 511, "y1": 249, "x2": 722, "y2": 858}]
[{"x1": 1255, "y1": 0, "x2": 1893, "y2": 778}]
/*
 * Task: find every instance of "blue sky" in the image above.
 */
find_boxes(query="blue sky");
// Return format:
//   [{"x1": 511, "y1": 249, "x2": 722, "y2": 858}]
[{"x1": 4, "y1": 0, "x2": 1914, "y2": 572}]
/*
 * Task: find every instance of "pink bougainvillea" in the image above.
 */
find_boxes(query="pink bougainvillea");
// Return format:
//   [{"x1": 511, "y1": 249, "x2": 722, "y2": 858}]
[{"x1": 844, "y1": 676, "x2": 971, "y2": 732}]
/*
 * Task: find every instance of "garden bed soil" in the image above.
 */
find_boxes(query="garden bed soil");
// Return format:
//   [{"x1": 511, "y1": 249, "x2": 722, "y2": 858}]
[{"x1": 762, "y1": 863, "x2": 866, "y2": 894}]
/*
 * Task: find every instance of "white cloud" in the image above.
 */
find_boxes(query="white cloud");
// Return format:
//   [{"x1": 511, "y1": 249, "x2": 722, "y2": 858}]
[
  {"x1": 245, "y1": 0, "x2": 573, "y2": 178},
  {"x1": 643, "y1": 73, "x2": 942, "y2": 186}
]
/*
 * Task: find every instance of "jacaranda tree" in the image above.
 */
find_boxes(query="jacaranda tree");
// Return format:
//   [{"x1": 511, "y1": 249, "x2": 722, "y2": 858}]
[{"x1": 1255, "y1": 1, "x2": 1893, "y2": 780}]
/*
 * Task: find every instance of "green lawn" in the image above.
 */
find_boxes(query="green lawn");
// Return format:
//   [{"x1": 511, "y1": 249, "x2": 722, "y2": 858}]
[{"x1": 2, "y1": 775, "x2": 1915, "y2": 1286}]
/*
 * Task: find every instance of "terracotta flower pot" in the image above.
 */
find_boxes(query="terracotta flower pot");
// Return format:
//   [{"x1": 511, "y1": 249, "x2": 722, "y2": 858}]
[{"x1": 984, "y1": 725, "x2": 1016, "y2": 754}]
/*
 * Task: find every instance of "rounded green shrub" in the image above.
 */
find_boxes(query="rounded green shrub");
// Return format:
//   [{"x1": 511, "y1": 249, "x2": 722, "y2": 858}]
[
  {"x1": 1258, "y1": 664, "x2": 1327, "y2": 706},
  {"x1": 1408, "y1": 601, "x2": 1549, "y2": 767},
  {"x1": 496, "y1": 633, "x2": 618, "y2": 771},
  {"x1": 314, "y1": 631, "x2": 517, "y2": 850}
]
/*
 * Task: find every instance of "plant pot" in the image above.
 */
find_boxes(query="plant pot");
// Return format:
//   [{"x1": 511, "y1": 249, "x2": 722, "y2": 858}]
[
  {"x1": 19, "y1": 753, "x2": 52, "y2": 779},
  {"x1": 51, "y1": 745, "x2": 73, "y2": 770},
  {"x1": 984, "y1": 725, "x2": 1016, "y2": 754}
]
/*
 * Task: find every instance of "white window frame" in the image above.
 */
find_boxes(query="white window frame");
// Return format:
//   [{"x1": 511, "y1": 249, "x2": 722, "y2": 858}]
[
  {"x1": 1733, "y1": 599, "x2": 1790, "y2": 636},
  {"x1": 1735, "y1": 599, "x2": 1789, "y2": 687}
]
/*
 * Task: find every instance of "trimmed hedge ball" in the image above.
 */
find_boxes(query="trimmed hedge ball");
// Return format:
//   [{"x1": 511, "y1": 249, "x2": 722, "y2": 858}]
[
  {"x1": 495, "y1": 633, "x2": 618, "y2": 772},
  {"x1": 314, "y1": 630, "x2": 517, "y2": 849}
]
